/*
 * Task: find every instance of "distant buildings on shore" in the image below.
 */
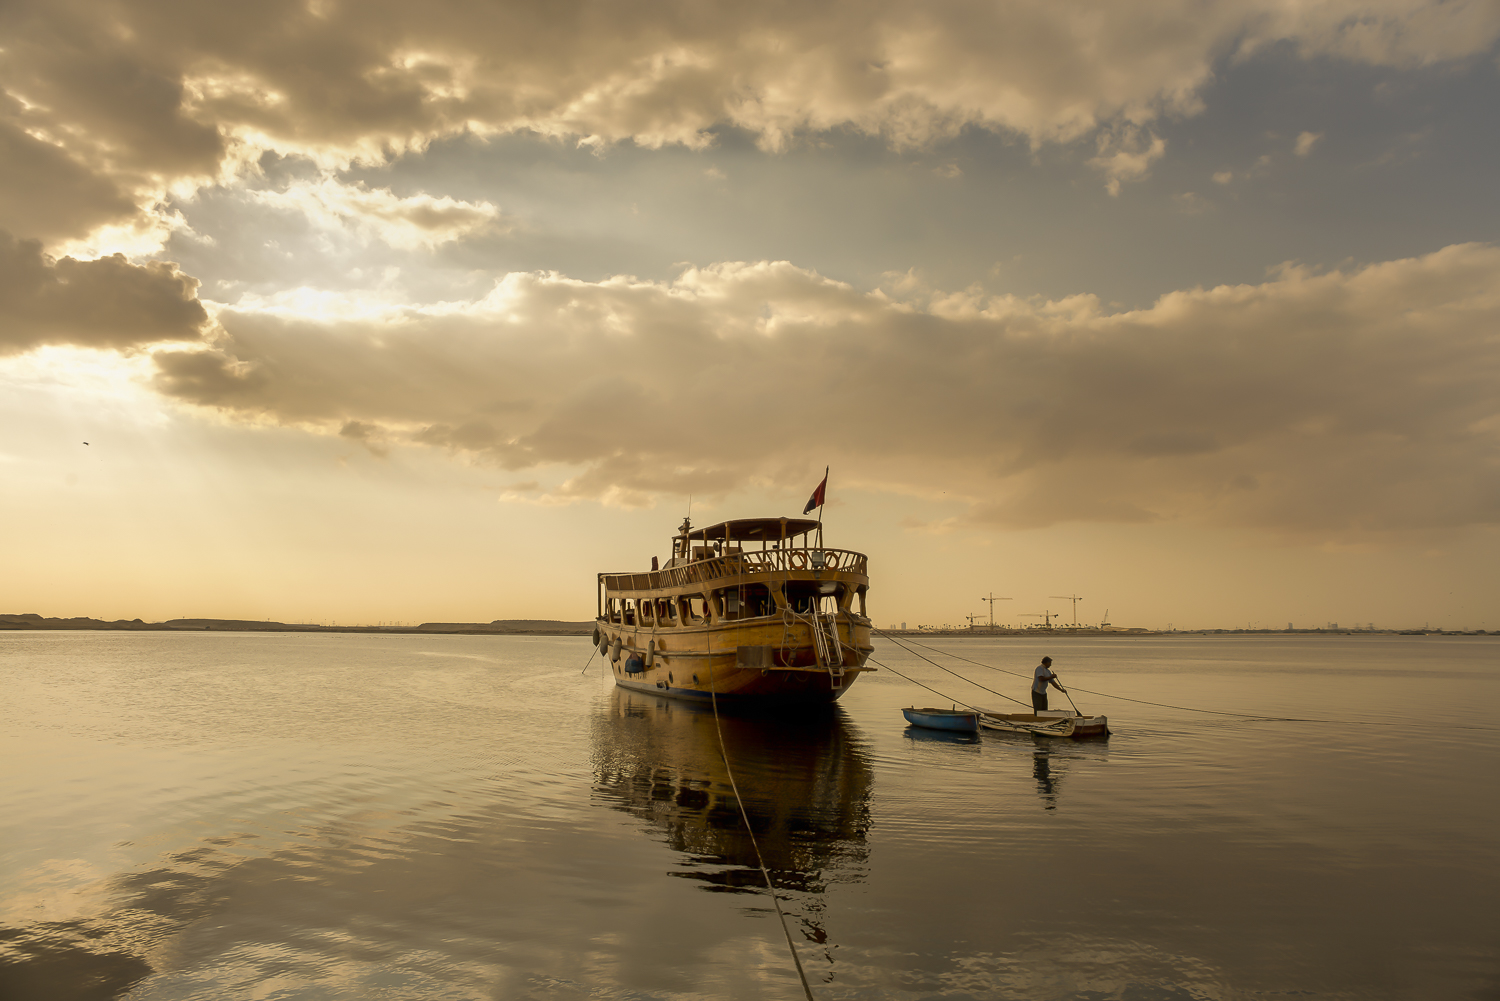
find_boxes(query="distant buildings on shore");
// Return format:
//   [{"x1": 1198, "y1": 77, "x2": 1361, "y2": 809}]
[{"x1": 880, "y1": 622, "x2": 1491, "y2": 636}]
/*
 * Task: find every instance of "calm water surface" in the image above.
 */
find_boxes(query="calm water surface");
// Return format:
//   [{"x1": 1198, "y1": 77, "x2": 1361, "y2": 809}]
[{"x1": 1, "y1": 633, "x2": 1496, "y2": 1000}]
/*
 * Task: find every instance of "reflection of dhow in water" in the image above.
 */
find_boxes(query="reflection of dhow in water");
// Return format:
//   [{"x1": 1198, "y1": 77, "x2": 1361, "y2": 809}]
[
  {"x1": 594, "y1": 516, "x2": 875, "y2": 704},
  {"x1": 591, "y1": 687, "x2": 873, "y2": 930}
]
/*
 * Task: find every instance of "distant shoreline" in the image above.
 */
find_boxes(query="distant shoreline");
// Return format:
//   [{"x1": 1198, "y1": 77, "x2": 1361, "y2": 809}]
[
  {"x1": 0, "y1": 613, "x2": 1488, "y2": 637},
  {"x1": 0, "y1": 614, "x2": 594, "y2": 635}
]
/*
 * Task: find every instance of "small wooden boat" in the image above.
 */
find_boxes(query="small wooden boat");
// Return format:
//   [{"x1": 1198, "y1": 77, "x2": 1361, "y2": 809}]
[
  {"x1": 978, "y1": 710, "x2": 1110, "y2": 738},
  {"x1": 902, "y1": 707, "x2": 981, "y2": 733}
]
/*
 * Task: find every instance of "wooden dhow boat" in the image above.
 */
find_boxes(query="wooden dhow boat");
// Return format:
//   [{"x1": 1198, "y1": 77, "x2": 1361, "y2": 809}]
[{"x1": 594, "y1": 516, "x2": 874, "y2": 704}]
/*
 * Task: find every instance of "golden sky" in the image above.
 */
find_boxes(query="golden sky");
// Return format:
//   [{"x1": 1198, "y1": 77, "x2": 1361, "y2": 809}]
[{"x1": 3, "y1": 0, "x2": 1498, "y2": 629}]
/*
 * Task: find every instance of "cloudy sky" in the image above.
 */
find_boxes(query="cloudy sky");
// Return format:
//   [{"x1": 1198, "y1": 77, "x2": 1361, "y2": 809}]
[{"x1": 3, "y1": 0, "x2": 1498, "y2": 629}]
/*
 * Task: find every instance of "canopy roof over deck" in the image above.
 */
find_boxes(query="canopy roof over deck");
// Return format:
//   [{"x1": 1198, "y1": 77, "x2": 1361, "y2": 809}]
[{"x1": 687, "y1": 517, "x2": 819, "y2": 542}]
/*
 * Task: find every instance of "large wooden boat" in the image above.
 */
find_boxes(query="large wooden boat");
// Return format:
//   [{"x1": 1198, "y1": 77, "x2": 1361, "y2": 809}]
[{"x1": 594, "y1": 516, "x2": 874, "y2": 704}]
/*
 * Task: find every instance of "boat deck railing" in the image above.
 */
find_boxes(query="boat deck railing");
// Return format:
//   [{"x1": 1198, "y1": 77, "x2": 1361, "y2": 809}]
[{"x1": 602, "y1": 546, "x2": 868, "y2": 593}]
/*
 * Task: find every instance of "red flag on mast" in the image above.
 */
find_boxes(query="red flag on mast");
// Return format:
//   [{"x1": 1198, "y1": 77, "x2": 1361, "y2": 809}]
[{"x1": 802, "y1": 467, "x2": 828, "y2": 514}]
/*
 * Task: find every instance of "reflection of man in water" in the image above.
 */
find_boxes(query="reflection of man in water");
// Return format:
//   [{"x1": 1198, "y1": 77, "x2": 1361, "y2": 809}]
[
  {"x1": 1031, "y1": 656, "x2": 1065, "y2": 712},
  {"x1": 1033, "y1": 749, "x2": 1059, "y2": 810}
]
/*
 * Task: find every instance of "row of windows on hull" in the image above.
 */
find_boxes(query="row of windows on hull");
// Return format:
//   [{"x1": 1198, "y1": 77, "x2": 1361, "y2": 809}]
[{"x1": 604, "y1": 581, "x2": 869, "y2": 627}]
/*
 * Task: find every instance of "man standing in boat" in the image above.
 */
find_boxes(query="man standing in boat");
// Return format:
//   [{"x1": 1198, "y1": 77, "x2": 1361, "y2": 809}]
[{"x1": 1032, "y1": 656, "x2": 1065, "y2": 712}]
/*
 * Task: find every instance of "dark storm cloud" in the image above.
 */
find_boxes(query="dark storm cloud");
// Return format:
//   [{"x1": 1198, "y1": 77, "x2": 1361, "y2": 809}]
[
  {"x1": 3, "y1": 0, "x2": 1497, "y2": 245},
  {"x1": 0, "y1": 231, "x2": 209, "y2": 354},
  {"x1": 0, "y1": 113, "x2": 139, "y2": 244},
  {"x1": 152, "y1": 245, "x2": 1500, "y2": 535}
]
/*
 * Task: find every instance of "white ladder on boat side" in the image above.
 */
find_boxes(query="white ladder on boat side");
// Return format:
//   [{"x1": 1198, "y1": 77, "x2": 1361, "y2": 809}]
[{"x1": 815, "y1": 612, "x2": 844, "y2": 680}]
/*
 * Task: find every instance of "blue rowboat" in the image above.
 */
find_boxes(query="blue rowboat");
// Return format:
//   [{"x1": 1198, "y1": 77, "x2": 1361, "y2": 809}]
[{"x1": 902, "y1": 706, "x2": 980, "y2": 733}]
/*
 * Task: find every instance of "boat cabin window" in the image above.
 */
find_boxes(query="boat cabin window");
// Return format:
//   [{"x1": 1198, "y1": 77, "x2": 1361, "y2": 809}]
[
  {"x1": 655, "y1": 599, "x2": 674, "y2": 625},
  {"x1": 783, "y1": 581, "x2": 845, "y2": 615},
  {"x1": 638, "y1": 600, "x2": 653, "y2": 626},
  {"x1": 607, "y1": 597, "x2": 622, "y2": 624},
  {"x1": 622, "y1": 598, "x2": 637, "y2": 626},
  {"x1": 715, "y1": 584, "x2": 774, "y2": 619},
  {"x1": 784, "y1": 582, "x2": 815, "y2": 614},
  {"x1": 686, "y1": 595, "x2": 706, "y2": 622},
  {"x1": 855, "y1": 585, "x2": 868, "y2": 617}
]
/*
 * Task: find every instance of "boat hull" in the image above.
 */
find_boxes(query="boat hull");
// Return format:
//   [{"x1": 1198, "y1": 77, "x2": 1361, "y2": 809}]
[
  {"x1": 597, "y1": 616, "x2": 872, "y2": 705},
  {"x1": 614, "y1": 669, "x2": 853, "y2": 705}
]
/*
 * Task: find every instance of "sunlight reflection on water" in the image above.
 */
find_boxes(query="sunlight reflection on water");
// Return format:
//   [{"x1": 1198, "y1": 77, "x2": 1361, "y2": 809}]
[{"x1": 1, "y1": 632, "x2": 1496, "y2": 1000}]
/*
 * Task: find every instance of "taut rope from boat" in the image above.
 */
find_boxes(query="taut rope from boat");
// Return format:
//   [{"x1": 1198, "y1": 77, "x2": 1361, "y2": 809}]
[
  {"x1": 843, "y1": 638, "x2": 983, "y2": 712},
  {"x1": 888, "y1": 633, "x2": 1500, "y2": 731},
  {"x1": 874, "y1": 629, "x2": 1032, "y2": 708},
  {"x1": 892, "y1": 631, "x2": 1325, "y2": 721},
  {"x1": 704, "y1": 635, "x2": 818, "y2": 1001}
]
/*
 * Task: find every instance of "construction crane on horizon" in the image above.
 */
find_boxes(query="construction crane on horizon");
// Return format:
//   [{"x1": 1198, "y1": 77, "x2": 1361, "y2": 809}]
[
  {"x1": 1050, "y1": 594, "x2": 1083, "y2": 626},
  {"x1": 1021, "y1": 611, "x2": 1059, "y2": 628},
  {"x1": 980, "y1": 592, "x2": 1012, "y2": 628}
]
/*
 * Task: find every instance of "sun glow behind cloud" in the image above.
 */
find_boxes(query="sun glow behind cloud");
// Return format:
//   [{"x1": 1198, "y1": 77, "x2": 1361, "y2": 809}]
[
  {"x1": 244, "y1": 179, "x2": 507, "y2": 250},
  {"x1": 139, "y1": 246, "x2": 1500, "y2": 541}
]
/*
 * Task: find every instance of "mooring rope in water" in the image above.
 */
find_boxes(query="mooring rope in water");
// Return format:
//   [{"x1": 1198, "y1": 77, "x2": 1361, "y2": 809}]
[
  {"x1": 705, "y1": 641, "x2": 818, "y2": 1001},
  {"x1": 858, "y1": 651, "x2": 984, "y2": 712},
  {"x1": 835, "y1": 632, "x2": 993, "y2": 714},
  {"x1": 875, "y1": 629, "x2": 1032, "y2": 708},
  {"x1": 886, "y1": 633, "x2": 1500, "y2": 731},
  {"x1": 891, "y1": 631, "x2": 1351, "y2": 721},
  {"x1": 891, "y1": 631, "x2": 1360, "y2": 723}
]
